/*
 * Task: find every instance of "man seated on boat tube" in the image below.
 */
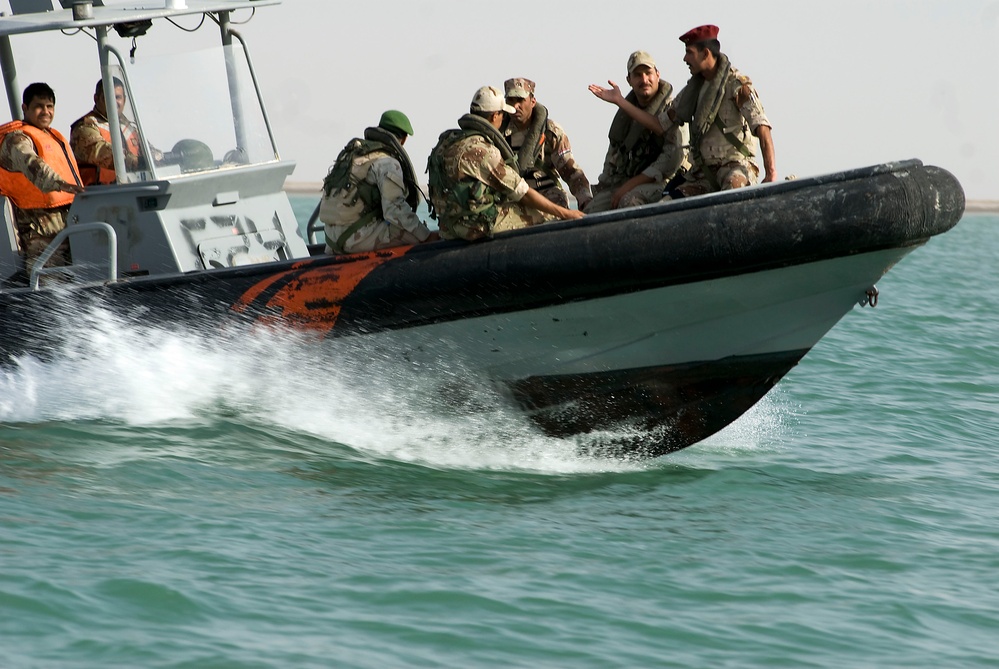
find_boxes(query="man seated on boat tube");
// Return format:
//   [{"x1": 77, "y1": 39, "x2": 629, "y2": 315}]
[
  {"x1": 590, "y1": 26, "x2": 776, "y2": 198},
  {"x1": 427, "y1": 86, "x2": 583, "y2": 241},
  {"x1": 70, "y1": 78, "x2": 160, "y2": 186},
  {"x1": 585, "y1": 50, "x2": 684, "y2": 212},
  {"x1": 0, "y1": 82, "x2": 84, "y2": 275},
  {"x1": 502, "y1": 77, "x2": 592, "y2": 211},
  {"x1": 319, "y1": 110, "x2": 437, "y2": 254}
]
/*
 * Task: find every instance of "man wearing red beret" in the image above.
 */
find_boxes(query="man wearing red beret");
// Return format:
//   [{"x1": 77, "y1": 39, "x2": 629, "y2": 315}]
[
  {"x1": 668, "y1": 24, "x2": 776, "y2": 195},
  {"x1": 589, "y1": 26, "x2": 776, "y2": 199}
]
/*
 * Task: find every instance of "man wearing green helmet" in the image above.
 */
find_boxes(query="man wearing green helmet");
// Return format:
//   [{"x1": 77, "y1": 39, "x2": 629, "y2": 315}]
[{"x1": 319, "y1": 110, "x2": 436, "y2": 254}]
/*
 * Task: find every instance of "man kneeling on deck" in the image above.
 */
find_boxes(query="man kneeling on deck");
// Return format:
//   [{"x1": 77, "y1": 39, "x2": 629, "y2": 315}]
[{"x1": 320, "y1": 110, "x2": 437, "y2": 255}]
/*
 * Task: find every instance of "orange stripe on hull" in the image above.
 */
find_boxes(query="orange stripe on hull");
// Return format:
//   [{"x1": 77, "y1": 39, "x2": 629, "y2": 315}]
[{"x1": 233, "y1": 247, "x2": 409, "y2": 335}]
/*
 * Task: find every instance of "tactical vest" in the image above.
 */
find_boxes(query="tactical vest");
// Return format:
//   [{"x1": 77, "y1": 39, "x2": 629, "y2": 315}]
[
  {"x1": 697, "y1": 71, "x2": 756, "y2": 167},
  {"x1": 506, "y1": 105, "x2": 559, "y2": 192},
  {"x1": 320, "y1": 126, "x2": 419, "y2": 253},
  {"x1": 0, "y1": 121, "x2": 81, "y2": 210},
  {"x1": 606, "y1": 82, "x2": 672, "y2": 182},
  {"x1": 427, "y1": 114, "x2": 518, "y2": 239},
  {"x1": 71, "y1": 112, "x2": 142, "y2": 185}
]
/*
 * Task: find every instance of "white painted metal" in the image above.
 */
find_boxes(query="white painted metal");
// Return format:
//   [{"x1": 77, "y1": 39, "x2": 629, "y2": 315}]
[{"x1": 353, "y1": 247, "x2": 912, "y2": 381}]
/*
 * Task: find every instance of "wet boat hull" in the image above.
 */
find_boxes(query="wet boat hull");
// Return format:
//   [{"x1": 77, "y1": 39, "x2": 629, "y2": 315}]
[{"x1": 0, "y1": 161, "x2": 966, "y2": 455}]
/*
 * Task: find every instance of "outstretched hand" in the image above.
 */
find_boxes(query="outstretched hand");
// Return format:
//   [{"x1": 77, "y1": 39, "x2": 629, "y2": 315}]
[{"x1": 588, "y1": 80, "x2": 625, "y2": 106}]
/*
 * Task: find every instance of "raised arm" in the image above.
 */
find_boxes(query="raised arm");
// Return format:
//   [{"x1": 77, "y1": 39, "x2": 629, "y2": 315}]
[{"x1": 587, "y1": 80, "x2": 664, "y2": 136}]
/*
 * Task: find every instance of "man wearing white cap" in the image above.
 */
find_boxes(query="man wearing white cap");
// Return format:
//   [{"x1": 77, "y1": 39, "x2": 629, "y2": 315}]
[
  {"x1": 428, "y1": 86, "x2": 583, "y2": 241},
  {"x1": 586, "y1": 50, "x2": 683, "y2": 212}
]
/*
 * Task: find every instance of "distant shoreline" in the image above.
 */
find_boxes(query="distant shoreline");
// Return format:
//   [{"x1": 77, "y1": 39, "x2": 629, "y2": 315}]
[
  {"x1": 283, "y1": 182, "x2": 999, "y2": 213},
  {"x1": 964, "y1": 200, "x2": 999, "y2": 213},
  {"x1": 284, "y1": 181, "x2": 321, "y2": 195}
]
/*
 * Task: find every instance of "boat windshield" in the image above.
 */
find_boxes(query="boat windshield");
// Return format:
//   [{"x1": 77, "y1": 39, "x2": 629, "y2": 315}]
[{"x1": 115, "y1": 41, "x2": 277, "y2": 181}]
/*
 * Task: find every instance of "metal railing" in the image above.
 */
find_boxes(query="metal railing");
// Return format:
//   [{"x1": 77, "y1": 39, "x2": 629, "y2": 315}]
[{"x1": 30, "y1": 221, "x2": 118, "y2": 290}]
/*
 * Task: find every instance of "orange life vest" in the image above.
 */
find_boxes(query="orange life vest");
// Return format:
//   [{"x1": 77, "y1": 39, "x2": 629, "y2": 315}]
[
  {"x1": 73, "y1": 113, "x2": 142, "y2": 185},
  {"x1": 0, "y1": 120, "x2": 81, "y2": 210}
]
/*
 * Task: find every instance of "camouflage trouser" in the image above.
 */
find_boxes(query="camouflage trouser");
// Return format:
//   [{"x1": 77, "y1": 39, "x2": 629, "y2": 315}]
[
  {"x1": 586, "y1": 182, "x2": 665, "y2": 213},
  {"x1": 493, "y1": 203, "x2": 553, "y2": 234},
  {"x1": 439, "y1": 218, "x2": 489, "y2": 241},
  {"x1": 15, "y1": 207, "x2": 71, "y2": 276},
  {"x1": 673, "y1": 161, "x2": 759, "y2": 198},
  {"x1": 20, "y1": 230, "x2": 70, "y2": 276},
  {"x1": 439, "y1": 201, "x2": 554, "y2": 241},
  {"x1": 535, "y1": 185, "x2": 569, "y2": 209},
  {"x1": 325, "y1": 220, "x2": 424, "y2": 254}
]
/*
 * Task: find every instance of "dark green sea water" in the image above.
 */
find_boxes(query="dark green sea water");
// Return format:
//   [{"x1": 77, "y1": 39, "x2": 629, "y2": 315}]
[{"x1": 2, "y1": 207, "x2": 997, "y2": 668}]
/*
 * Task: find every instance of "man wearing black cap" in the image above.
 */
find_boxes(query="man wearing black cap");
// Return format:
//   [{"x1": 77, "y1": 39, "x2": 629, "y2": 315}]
[{"x1": 319, "y1": 110, "x2": 436, "y2": 254}]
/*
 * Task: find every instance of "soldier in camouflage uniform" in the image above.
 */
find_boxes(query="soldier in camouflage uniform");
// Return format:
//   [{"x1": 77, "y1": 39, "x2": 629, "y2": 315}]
[
  {"x1": 585, "y1": 51, "x2": 683, "y2": 213},
  {"x1": 666, "y1": 24, "x2": 776, "y2": 195},
  {"x1": 70, "y1": 78, "x2": 148, "y2": 186},
  {"x1": 502, "y1": 77, "x2": 591, "y2": 210},
  {"x1": 589, "y1": 29, "x2": 774, "y2": 199},
  {"x1": 0, "y1": 83, "x2": 84, "y2": 275},
  {"x1": 427, "y1": 86, "x2": 583, "y2": 241},
  {"x1": 319, "y1": 110, "x2": 436, "y2": 254}
]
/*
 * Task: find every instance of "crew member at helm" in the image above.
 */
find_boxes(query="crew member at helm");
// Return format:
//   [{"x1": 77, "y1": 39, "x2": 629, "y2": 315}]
[{"x1": 70, "y1": 77, "x2": 150, "y2": 185}]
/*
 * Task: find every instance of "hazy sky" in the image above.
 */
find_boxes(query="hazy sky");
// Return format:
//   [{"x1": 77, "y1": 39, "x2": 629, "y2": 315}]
[{"x1": 3, "y1": 0, "x2": 997, "y2": 199}]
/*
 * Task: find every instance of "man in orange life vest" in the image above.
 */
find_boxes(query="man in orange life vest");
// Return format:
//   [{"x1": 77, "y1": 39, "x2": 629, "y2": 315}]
[
  {"x1": 70, "y1": 78, "x2": 144, "y2": 186},
  {"x1": 0, "y1": 82, "x2": 84, "y2": 273}
]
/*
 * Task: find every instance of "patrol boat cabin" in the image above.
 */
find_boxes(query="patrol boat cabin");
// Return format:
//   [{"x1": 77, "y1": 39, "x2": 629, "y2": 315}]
[{"x1": 0, "y1": 0, "x2": 308, "y2": 287}]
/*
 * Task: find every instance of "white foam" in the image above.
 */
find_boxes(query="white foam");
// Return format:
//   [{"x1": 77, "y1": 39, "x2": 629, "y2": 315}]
[
  {"x1": 1, "y1": 304, "x2": 798, "y2": 473},
  {"x1": 0, "y1": 307, "x2": 649, "y2": 474}
]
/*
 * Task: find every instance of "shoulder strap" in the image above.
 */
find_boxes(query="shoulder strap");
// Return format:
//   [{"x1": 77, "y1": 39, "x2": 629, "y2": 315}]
[
  {"x1": 363, "y1": 126, "x2": 421, "y2": 211},
  {"x1": 712, "y1": 115, "x2": 753, "y2": 158},
  {"x1": 327, "y1": 209, "x2": 378, "y2": 254},
  {"x1": 457, "y1": 114, "x2": 516, "y2": 162}
]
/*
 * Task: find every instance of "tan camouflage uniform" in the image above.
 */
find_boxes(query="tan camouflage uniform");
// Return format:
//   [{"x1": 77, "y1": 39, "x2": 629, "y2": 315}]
[
  {"x1": 70, "y1": 109, "x2": 141, "y2": 174},
  {"x1": 590, "y1": 82, "x2": 683, "y2": 212},
  {"x1": 321, "y1": 150, "x2": 431, "y2": 254},
  {"x1": 668, "y1": 64, "x2": 770, "y2": 196},
  {"x1": 0, "y1": 130, "x2": 72, "y2": 271},
  {"x1": 435, "y1": 133, "x2": 552, "y2": 241},
  {"x1": 507, "y1": 118, "x2": 591, "y2": 209}
]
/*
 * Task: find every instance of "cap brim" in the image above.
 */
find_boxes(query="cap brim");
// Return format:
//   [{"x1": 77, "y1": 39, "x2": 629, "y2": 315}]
[
  {"x1": 630, "y1": 62, "x2": 656, "y2": 73},
  {"x1": 502, "y1": 103, "x2": 517, "y2": 114}
]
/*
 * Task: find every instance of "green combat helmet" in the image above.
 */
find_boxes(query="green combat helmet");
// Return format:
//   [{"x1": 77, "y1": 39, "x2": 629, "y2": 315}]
[
  {"x1": 378, "y1": 110, "x2": 414, "y2": 137},
  {"x1": 167, "y1": 139, "x2": 214, "y2": 172}
]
